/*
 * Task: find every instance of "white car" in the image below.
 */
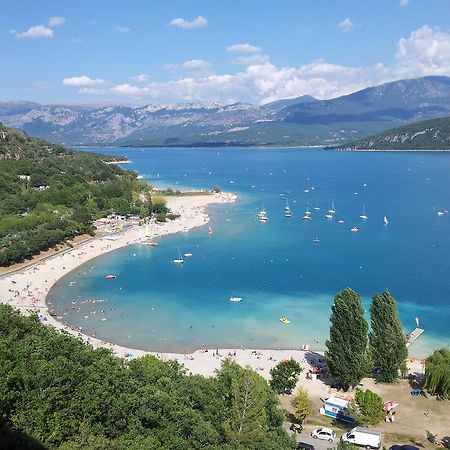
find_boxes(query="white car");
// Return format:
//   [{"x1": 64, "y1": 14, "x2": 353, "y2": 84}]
[{"x1": 311, "y1": 427, "x2": 336, "y2": 442}]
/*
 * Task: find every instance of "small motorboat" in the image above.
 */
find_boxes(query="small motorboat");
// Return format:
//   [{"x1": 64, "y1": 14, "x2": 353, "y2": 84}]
[
  {"x1": 338, "y1": 219, "x2": 345, "y2": 224},
  {"x1": 325, "y1": 214, "x2": 333, "y2": 219},
  {"x1": 105, "y1": 275, "x2": 116, "y2": 279},
  {"x1": 302, "y1": 215, "x2": 312, "y2": 221},
  {"x1": 149, "y1": 241, "x2": 158, "y2": 247},
  {"x1": 313, "y1": 237, "x2": 320, "y2": 243},
  {"x1": 183, "y1": 252, "x2": 193, "y2": 257},
  {"x1": 280, "y1": 316, "x2": 290, "y2": 324},
  {"x1": 229, "y1": 296, "x2": 242, "y2": 302},
  {"x1": 351, "y1": 226, "x2": 359, "y2": 232}
]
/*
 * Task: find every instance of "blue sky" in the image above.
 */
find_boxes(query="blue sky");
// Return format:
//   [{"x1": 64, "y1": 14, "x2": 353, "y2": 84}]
[{"x1": 1, "y1": 0, "x2": 449, "y2": 105}]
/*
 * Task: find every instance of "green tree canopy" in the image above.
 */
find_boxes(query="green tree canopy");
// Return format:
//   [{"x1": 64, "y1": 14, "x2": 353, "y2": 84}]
[
  {"x1": 423, "y1": 348, "x2": 450, "y2": 399},
  {"x1": 369, "y1": 290, "x2": 408, "y2": 382},
  {"x1": 269, "y1": 358, "x2": 303, "y2": 394},
  {"x1": 325, "y1": 288, "x2": 369, "y2": 391},
  {"x1": 0, "y1": 305, "x2": 293, "y2": 449},
  {"x1": 348, "y1": 389, "x2": 385, "y2": 426},
  {"x1": 294, "y1": 388, "x2": 311, "y2": 424}
]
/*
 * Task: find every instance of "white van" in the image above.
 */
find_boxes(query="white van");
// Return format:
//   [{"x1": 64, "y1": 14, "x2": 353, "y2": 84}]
[{"x1": 342, "y1": 427, "x2": 381, "y2": 449}]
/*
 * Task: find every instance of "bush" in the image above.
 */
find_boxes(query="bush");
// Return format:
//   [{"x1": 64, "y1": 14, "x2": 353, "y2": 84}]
[{"x1": 269, "y1": 358, "x2": 303, "y2": 394}]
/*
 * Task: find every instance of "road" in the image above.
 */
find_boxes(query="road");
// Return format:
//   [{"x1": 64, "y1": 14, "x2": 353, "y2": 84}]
[{"x1": 284, "y1": 425, "x2": 336, "y2": 450}]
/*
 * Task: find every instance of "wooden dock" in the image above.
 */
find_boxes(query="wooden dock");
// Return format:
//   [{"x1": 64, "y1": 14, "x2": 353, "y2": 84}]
[{"x1": 406, "y1": 327, "x2": 424, "y2": 347}]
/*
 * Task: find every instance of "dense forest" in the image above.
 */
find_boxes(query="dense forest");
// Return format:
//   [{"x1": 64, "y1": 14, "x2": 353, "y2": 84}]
[
  {"x1": 0, "y1": 304, "x2": 293, "y2": 449},
  {"x1": 0, "y1": 124, "x2": 165, "y2": 267}
]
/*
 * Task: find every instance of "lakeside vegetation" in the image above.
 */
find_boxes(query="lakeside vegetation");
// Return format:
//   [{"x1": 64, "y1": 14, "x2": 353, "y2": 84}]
[
  {"x1": 0, "y1": 304, "x2": 293, "y2": 450},
  {"x1": 0, "y1": 124, "x2": 165, "y2": 267}
]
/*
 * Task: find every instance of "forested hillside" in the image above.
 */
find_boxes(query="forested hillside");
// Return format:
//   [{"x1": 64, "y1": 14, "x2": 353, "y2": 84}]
[
  {"x1": 330, "y1": 117, "x2": 450, "y2": 150},
  {"x1": 0, "y1": 304, "x2": 293, "y2": 449},
  {"x1": 0, "y1": 124, "x2": 154, "y2": 267}
]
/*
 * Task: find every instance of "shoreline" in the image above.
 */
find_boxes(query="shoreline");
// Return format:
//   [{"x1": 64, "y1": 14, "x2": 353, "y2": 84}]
[{"x1": 0, "y1": 190, "x2": 426, "y2": 381}]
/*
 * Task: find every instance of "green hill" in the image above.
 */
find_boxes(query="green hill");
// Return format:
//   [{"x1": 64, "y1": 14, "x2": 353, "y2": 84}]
[
  {"x1": 330, "y1": 117, "x2": 450, "y2": 150},
  {"x1": 0, "y1": 124, "x2": 154, "y2": 267}
]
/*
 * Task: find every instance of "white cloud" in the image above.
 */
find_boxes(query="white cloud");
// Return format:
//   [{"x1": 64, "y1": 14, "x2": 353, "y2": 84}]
[
  {"x1": 111, "y1": 84, "x2": 142, "y2": 94},
  {"x1": 130, "y1": 74, "x2": 151, "y2": 83},
  {"x1": 169, "y1": 16, "x2": 207, "y2": 29},
  {"x1": 65, "y1": 26, "x2": 450, "y2": 105},
  {"x1": 395, "y1": 25, "x2": 450, "y2": 77},
  {"x1": 226, "y1": 43, "x2": 261, "y2": 53},
  {"x1": 11, "y1": 25, "x2": 54, "y2": 39},
  {"x1": 62, "y1": 76, "x2": 105, "y2": 87},
  {"x1": 400, "y1": 0, "x2": 410, "y2": 5},
  {"x1": 226, "y1": 43, "x2": 269, "y2": 66},
  {"x1": 49, "y1": 16, "x2": 65, "y2": 27},
  {"x1": 113, "y1": 26, "x2": 131, "y2": 33},
  {"x1": 338, "y1": 18, "x2": 354, "y2": 32},
  {"x1": 164, "y1": 59, "x2": 214, "y2": 77}
]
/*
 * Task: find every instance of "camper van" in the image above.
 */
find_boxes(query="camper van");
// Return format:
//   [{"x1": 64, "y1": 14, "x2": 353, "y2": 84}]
[{"x1": 342, "y1": 427, "x2": 381, "y2": 449}]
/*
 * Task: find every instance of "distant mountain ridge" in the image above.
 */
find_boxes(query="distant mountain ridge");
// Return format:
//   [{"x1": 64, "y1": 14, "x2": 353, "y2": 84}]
[
  {"x1": 2, "y1": 76, "x2": 450, "y2": 147},
  {"x1": 330, "y1": 117, "x2": 450, "y2": 150}
]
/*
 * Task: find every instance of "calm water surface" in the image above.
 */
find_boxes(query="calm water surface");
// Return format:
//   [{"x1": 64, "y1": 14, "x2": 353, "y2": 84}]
[{"x1": 48, "y1": 147, "x2": 450, "y2": 356}]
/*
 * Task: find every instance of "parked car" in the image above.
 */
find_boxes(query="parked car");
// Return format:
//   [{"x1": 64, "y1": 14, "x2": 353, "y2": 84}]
[
  {"x1": 389, "y1": 446, "x2": 419, "y2": 450},
  {"x1": 311, "y1": 427, "x2": 336, "y2": 442},
  {"x1": 297, "y1": 442, "x2": 315, "y2": 450}
]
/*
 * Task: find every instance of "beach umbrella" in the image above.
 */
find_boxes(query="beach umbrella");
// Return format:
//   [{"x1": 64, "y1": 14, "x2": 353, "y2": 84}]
[{"x1": 383, "y1": 400, "x2": 398, "y2": 411}]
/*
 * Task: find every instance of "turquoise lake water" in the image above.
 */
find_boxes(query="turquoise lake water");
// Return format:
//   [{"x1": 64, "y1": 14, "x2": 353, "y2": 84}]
[{"x1": 48, "y1": 147, "x2": 450, "y2": 356}]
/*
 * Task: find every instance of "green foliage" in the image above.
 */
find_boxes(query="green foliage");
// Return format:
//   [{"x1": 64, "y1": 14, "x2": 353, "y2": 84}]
[
  {"x1": 294, "y1": 388, "x2": 311, "y2": 423},
  {"x1": 369, "y1": 290, "x2": 408, "y2": 382},
  {"x1": 269, "y1": 358, "x2": 303, "y2": 394},
  {"x1": 348, "y1": 389, "x2": 385, "y2": 426},
  {"x1": 331, "y1": 441, "x2": 358, "y2": 450},
  {"x1": 0, "y1": 124, "x2": 161, "y2": 267},
  {"x1": 325, "y1": 288, "x2": 370, "y2": 391},
  {"x1": 423, "y1": 348, "x2": 450, "y2": 399},
  {"x1": 0, "y1": 305, "x2": 292, "y2": 449},
  {"x1": 212, "y1": 185, "x2": 221, "y2": 193}
]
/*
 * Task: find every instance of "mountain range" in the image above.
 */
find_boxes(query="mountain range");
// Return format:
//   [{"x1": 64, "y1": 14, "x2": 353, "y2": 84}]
[{"x1": 1, "y1": 76, "x2": 450, "y2": 147}]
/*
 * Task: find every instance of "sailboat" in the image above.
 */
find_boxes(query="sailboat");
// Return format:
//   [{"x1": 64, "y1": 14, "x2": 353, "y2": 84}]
[
  {"x1": 328, "y1": 202, "x2": 336, "y2": 214},
  {"x1": 383, "y1": 216, "x2": 389, "y2": 225},
  {"x1": 258, "y1": 205, "x2": 269, "y2": 222},
  {"x1": 313, "y1": 201, "x2": 320, "y2": 211},
  {"x1": 359, "y1": 204, "x2": 368, "y2": 220},
  {"x1": 208, "y1": 225, "x2": 214, "y2": 234},
  {"x1": 172, "y1": 249, "x2": 184, "y2": 264},
  {"x1": 284, "y1": 199, "x2": 292, "y2": 217},
  {"x1": 302, "y1": 204, "x2": 312, "y2": 220}
]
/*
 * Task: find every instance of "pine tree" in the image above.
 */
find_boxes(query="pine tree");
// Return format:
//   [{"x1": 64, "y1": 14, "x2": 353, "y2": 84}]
[
  {"x1": 294, "y1": 388, "x2": 311, "y2": 423},
  {"x1": 325, "y1": 288, "x2": 369, "y2": 391},
  {"x1": 223, "y1": 368, "x2": 269, "y2": 446},
  {"x1": 370, "y1": 290, "x2": 408, "y2": 382}
]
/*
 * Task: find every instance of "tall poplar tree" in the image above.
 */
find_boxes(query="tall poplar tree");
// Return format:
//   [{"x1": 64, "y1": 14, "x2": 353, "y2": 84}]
[
  {"x1": 325, "y1": 288, "x2": 369, "y2": 391},
  {"x1": 370, "y1": 290, "x2": 408, "y2": 382}
]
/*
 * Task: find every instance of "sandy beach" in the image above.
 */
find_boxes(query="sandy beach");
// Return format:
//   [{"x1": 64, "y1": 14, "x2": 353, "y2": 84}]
[{"x1": 0, "y1": 190, "x2": 424, "y2": 396}]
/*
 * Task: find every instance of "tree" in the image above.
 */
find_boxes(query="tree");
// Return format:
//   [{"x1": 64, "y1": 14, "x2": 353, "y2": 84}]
[
  {"x1": 348, "y1": 389, "x2": 385, "y2": 426},
  {"x1": 222, "y1": 368, "x2": 269, "y2": 446},
  {"x1": 370, "y1": 290, "x2": 408, "y2": 382},
  {"x1": 423, "y1": 348, "x2": 450, "y2": 399},
  {"x1": 269, "y1": 358, "x2": 303, "y2": 394},
  {"x1": 325, "y1": 288, "x2": 370, "y2": 391},
  {"x1": 212, "y1": 185, "x2": 221, "y2": 193},
  {"x1": 294, "y1": 388, "x2": 311, "y2": 423}
]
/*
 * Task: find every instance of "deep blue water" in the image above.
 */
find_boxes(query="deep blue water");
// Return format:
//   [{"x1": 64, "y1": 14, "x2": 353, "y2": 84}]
[{"x1": 48, "y1": 147, "x2": 450, "y2": 356}]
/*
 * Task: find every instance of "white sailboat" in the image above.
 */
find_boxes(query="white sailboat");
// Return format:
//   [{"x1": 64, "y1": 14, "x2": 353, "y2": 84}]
[
  {"x1": 383, "y1": 216, "x2": 389, "y2": 225},
  {"x1": 172, "y1": 249, "x2": 184, "y2": 264},
  {"x1": 258, "y1": 204, "x2": 269, "y2": 222},
  {"x1": 328, "y1": 202, "x2": 336, "y2": 214},
  {"x1": 359, "y1": 204, "x2": 368, "y2": 220},
  {"x1": 284, "y1": 199, "x2": 292, "y2": 217},
  {"x1": 303, "y1": 205, "x2": 312, "y2": 220}
]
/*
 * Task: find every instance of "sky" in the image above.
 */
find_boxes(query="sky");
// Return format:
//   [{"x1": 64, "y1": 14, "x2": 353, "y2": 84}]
[{"x1": 1, "y1": 0, "x2": 450, "y2": 105}]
